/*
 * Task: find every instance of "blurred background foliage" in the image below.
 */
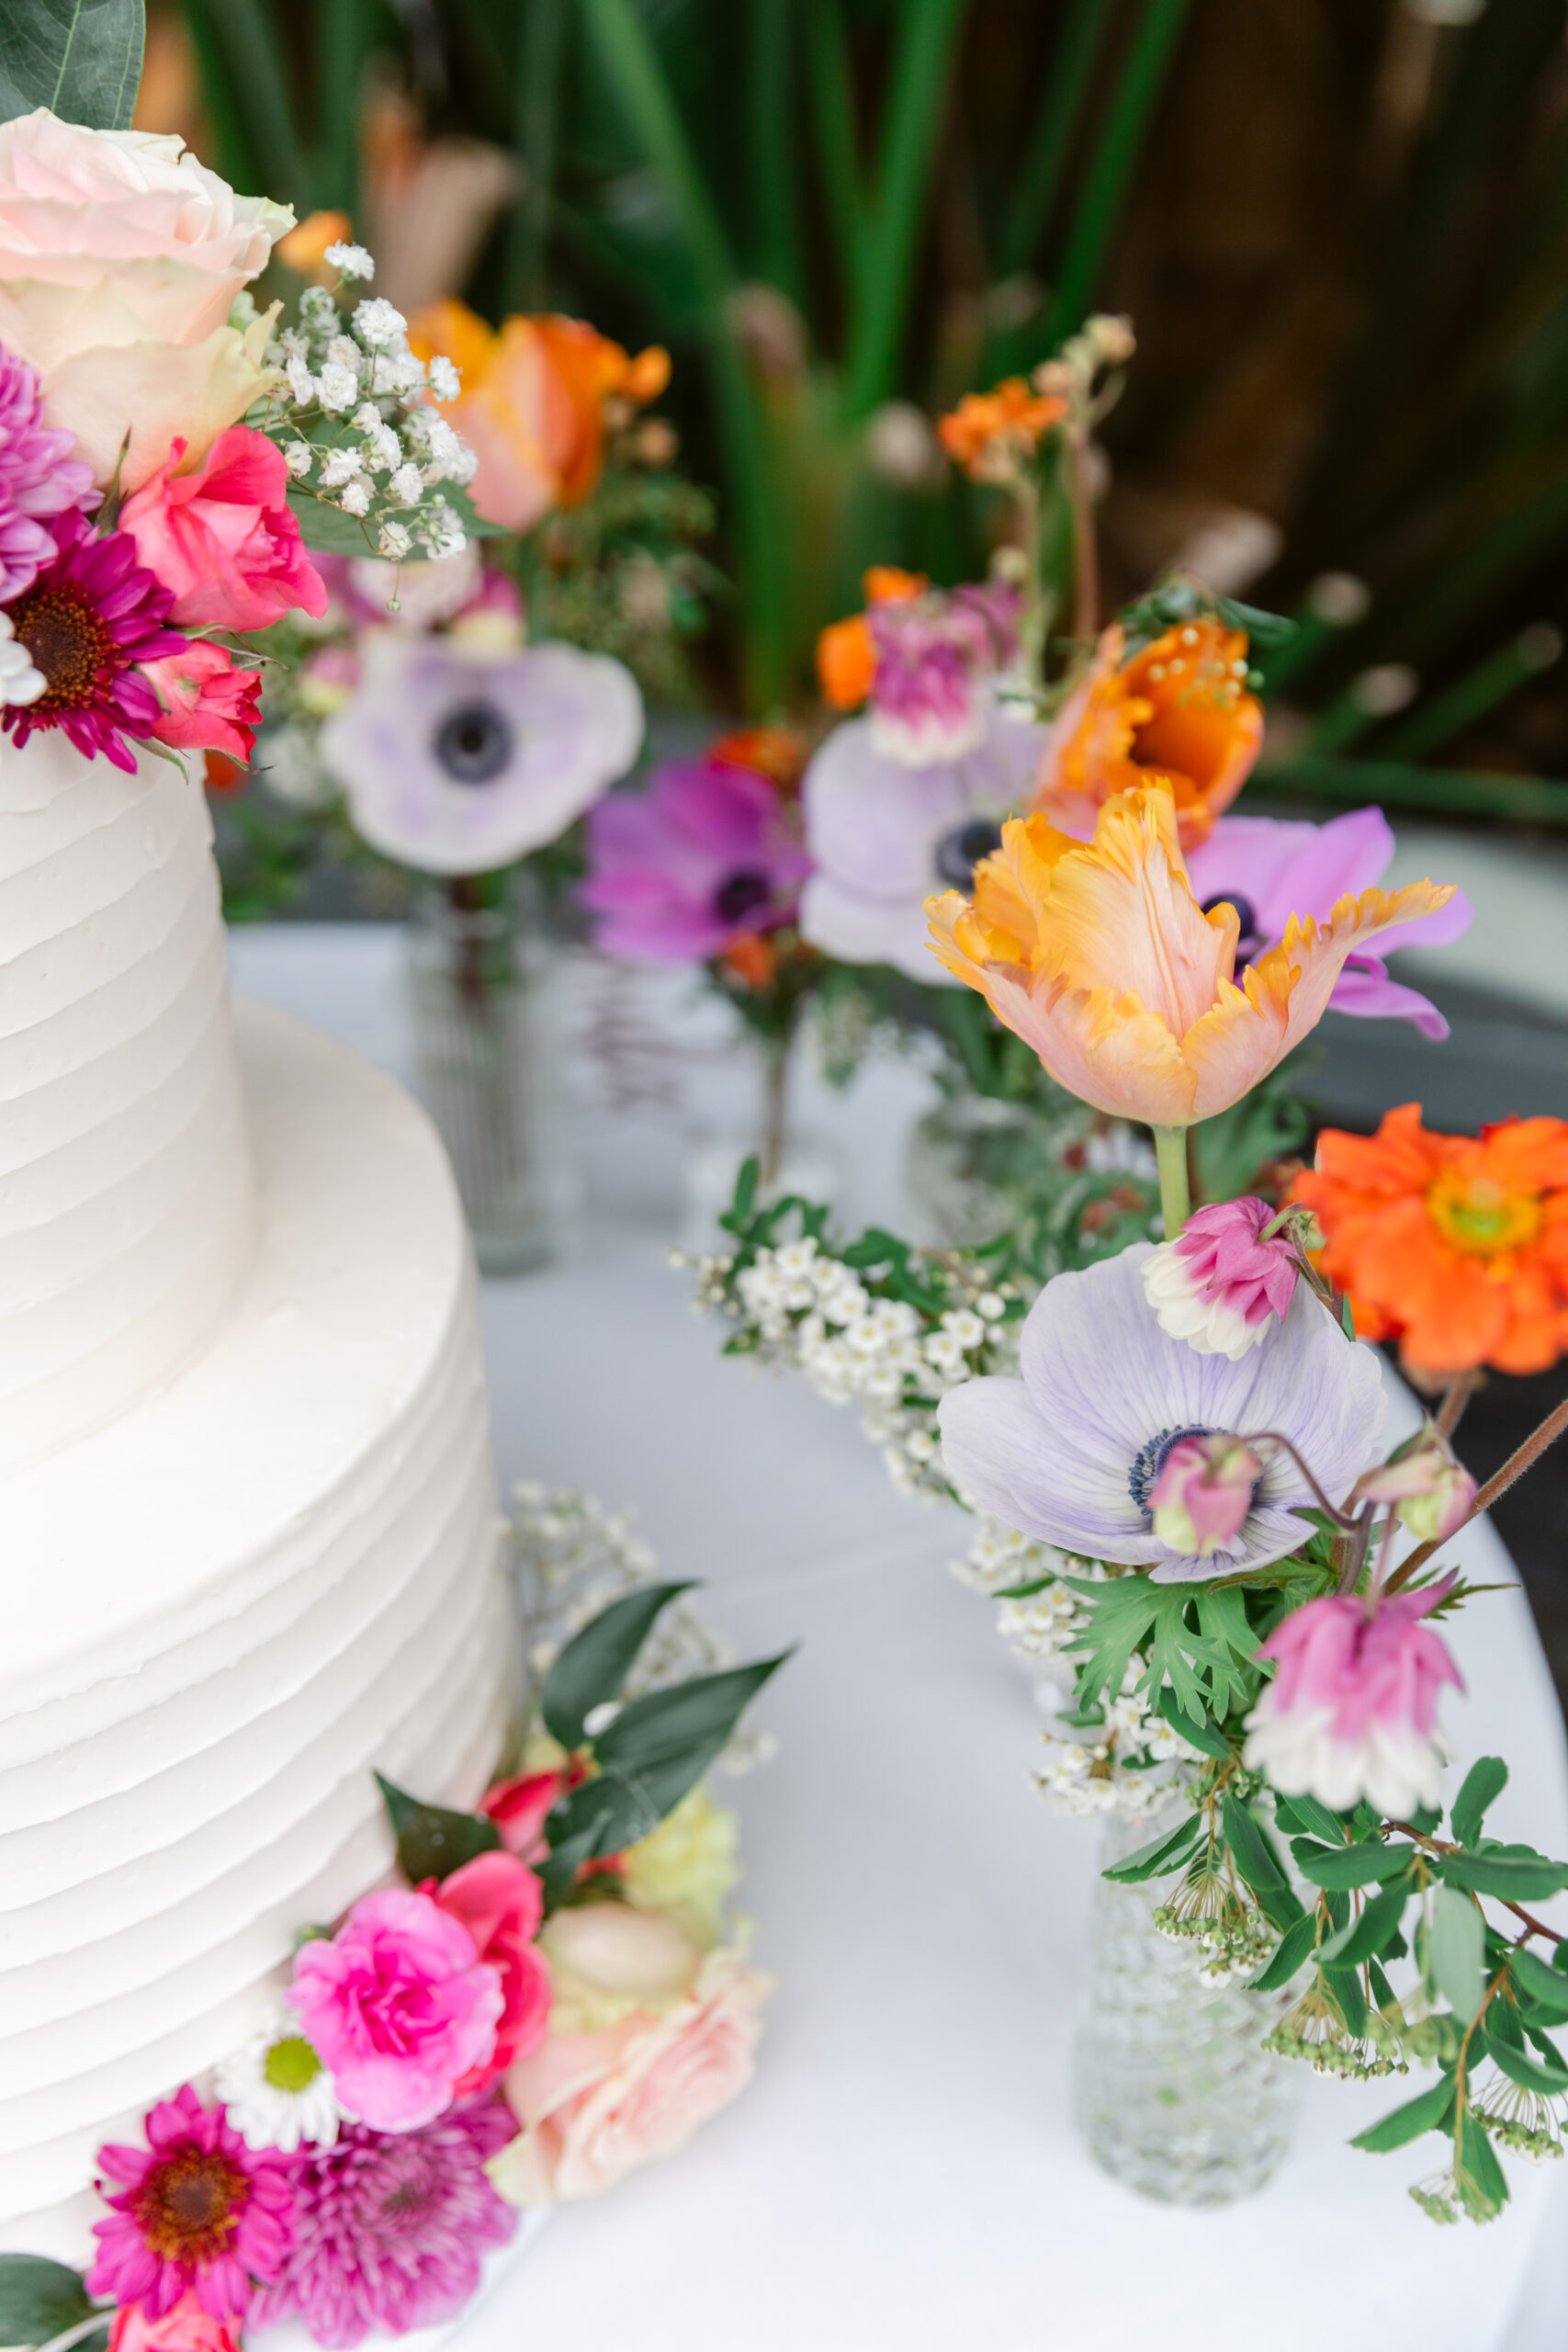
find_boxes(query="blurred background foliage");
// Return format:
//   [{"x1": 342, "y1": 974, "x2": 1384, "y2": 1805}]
[{"x1": 144, "y1": 0, "x2": 1568, "y2": 817}]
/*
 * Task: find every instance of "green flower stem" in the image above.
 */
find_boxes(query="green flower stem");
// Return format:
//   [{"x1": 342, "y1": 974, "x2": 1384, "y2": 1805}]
[{"x1": 1153, "y1": 1124, "x2": 1190, "y2": 1238}]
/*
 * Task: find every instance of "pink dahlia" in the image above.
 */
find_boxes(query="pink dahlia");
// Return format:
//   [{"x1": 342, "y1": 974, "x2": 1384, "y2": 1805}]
[
  {"x1": 88, "y1": 2086, "x2": 295, "y2": 2324},
  {"x1": 248, "y1": 2098, "x2": 518, "y2": 2348},
  {"x1": 3, "y1": 509, "x2": 186, "y2": 772},
  {"x1": 1141, "y1": 1195, "x2": 1302, "y2": 1360},
  {"x1": 0, "y1": 340, "x2": 98, "y2": 599}
]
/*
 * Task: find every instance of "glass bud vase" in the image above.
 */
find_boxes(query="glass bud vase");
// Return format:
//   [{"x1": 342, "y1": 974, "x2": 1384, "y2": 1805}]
[
  {"x1": 904, "y1": 1089, "x2": 1086, "y2": 1249},
  {"x1": 1071, "y1": 1805, "x2": 1304, "y2": 2206},
  {"x1": 404, "y1": 875, "x2": 570, "y2": 1275}
]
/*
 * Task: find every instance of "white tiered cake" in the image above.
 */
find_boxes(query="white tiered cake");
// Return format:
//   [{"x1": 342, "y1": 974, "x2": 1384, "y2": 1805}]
[{"x1": 0, "y1": 737, "x2": 513, "y2": 2258}]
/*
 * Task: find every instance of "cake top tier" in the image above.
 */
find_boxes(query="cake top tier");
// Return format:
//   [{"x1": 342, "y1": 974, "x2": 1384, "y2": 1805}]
[{"x1": 0, "y1": 734, "x2": 256, "y2": 1470}]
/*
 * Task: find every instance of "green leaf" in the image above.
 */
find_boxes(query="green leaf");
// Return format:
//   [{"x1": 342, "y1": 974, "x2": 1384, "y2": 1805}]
[
  {"x1": 1486, "y1": 2034, "x2": 1568, "y2": 2096},
  {"x1": 1436, "y1": 1849, "x2": 1568, "y2": 1903},
  {"x1": 726, "y1": 1155, "x2": 761, "y2": 1227},
  {"x1": 540, "y1": 1582, "x2": 696, "y2": 1749},
  {"x1": 1316, "y1": 1880, "x2": 1413, "y2": 1968},
  {"x1": 1455, "y1": 2110, "x2": 1509, "y2": 2221},
  {"x1": 1507, "y1": 1945, "x2": 1568, "y2": 2020},
  {"x1": 1292, "y1": 1838, "x2": 1411, "y2": 1890},
  {"x1": 1065, "y1": 1578, "x2": 1227, "y2": 1719},
  {"x1": 1429, "y1": 1883, "x2": 1486, "y2": 2023},
  {"x1": 1223, "y1": 1792, "x2": 1303, "y2": 1930},
  {"x1": 594, "y1": 1654, "x2": 792, "y2": 1792},
  {"x1": 375, "y1": 1775, "x2": 500, "y2": 1884},
  {"x1": 1192, "y1": 1585, "x2": 1260, "y2": 1716},
  {"x1": 1451, "y1": 1756, "x2": 1508, "y2": 1849},
  {"x1": 1153, "y1": 1686, "x2": 1232, "y2": 1760},
  {"x1": 1272, "y1": 1790, "x2": 1351, "y2": 1846},
  {"x1": 1101, "y1": 1811, "x2": 1202, "y2": 1883},
  {"x1": 1350, "y1": 2076, "x2": 1456, "y2": 2153},
  {"x1": 0, "y1": 0, "x2": 144, "y2": 131},
  {"x1": 1324, "y1": 1962, "x2": 1368, "y2": 2038},
  {"x1": 1247, "y1": 1909, "x2": 1317, "y2": 1992},
  {"x1": 288, "y1": 492, "x2": 378, "y2": 557}
]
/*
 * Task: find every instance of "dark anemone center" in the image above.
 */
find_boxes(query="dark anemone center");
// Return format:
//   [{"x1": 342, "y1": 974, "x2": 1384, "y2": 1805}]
[
  {"x1": 1201, "y1": 892, "x2": 1259, "y2": 950},
  {"x1": 713, "y1": 868, "x2": 771, "y2": 922},
  {"x1": 434, "y1": 701, "x2": 514, "y2": 785},
  {"x1": 933, "y1": 818, "x2": 1004, "y2": 889},
  {"x1": 1128, "y1": 1423, "x2": 1214, "y2": 1514}
]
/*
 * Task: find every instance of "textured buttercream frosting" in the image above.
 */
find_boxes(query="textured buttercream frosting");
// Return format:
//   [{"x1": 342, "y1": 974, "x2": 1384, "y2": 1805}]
[
  {"x1": 0, "y1": 734, "x2": 256, "y2": 1470},
  {"x1": 0, "y1": 991, "x2": 511, "y2": 2259}
]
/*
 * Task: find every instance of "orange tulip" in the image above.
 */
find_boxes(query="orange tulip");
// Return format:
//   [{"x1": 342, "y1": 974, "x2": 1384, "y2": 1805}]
[
  {"x1": 925, "y1": 787, "x2": 1456, "y2": 1129},
  {"x1": 814, "y1": 567, "x2": 928, "y2": 710},
  {"x1": 1290, "y1": 1106, "x2": 1568, "y2": 1375},
  {"x1": 938, "y1": 379, "x2": 1066, "y2": 481},
  {"x1": 1033, "y1": 619, "x2": 1262, "y2": 850},
  {"x1": 408, "y1": 298, "x2": 669, "y2": 532}
]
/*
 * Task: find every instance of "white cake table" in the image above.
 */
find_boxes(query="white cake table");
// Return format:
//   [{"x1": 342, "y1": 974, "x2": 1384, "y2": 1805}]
[{"x1": 229, "y1": 924, "x2": 1568, "y2": 2352}]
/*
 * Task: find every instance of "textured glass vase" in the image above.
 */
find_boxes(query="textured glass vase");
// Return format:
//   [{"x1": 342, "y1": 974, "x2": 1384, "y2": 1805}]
[
  {"x1": 904, "y1": 1090, "x2": 1082, "y2": 1249},
  {"x1": 405, "y1": 877, "x2": 570, "y2": 1275},
  {"x1": 1071, "y1": 1806, "x2": 1304, "y2": 2206}
]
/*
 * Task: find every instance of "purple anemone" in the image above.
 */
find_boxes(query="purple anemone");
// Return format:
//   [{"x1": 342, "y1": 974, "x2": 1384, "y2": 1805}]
[
  {"x1": 937, "y1": 1242, "x2": 1386, "y2": 1582},
  {"x1": 0, "y1": 341, "x2": 98, "y2": 600},
  {"x1": 1183, "y1": 806, "x2": 1472, "y2": 1041},
  {"x1": 582, "y1": 753, "x2": 812, "y2": 961}
]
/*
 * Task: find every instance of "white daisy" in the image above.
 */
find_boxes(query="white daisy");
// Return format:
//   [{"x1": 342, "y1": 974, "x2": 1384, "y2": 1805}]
[{"x1": 215, "y1": 2008, "x2": 343, "y2": 2152}]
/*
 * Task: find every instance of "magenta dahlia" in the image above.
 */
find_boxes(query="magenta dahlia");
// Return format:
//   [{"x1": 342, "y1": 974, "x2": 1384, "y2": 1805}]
[
  {"x1": 88, "y1": 2085, "x2": 296, "y2": 2324},
  {"x1": 3, "y1": 508, "x2": 187, "y2": 772},
  {"x1": 0, "y1": 341, "x2": 97, "y2": 600},
  {"x1": 249, "y1": 2097, "x2": 518, "y2": 2348}
]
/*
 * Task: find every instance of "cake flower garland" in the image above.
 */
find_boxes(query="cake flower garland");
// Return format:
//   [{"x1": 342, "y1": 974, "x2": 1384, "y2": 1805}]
[{"x1": 0, "y1": 1576, "x2": 786, "y2": 2351}]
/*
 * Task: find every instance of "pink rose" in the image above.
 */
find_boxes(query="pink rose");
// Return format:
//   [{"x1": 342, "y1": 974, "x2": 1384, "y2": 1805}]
[
  {"x1": 120, "y1": 426, "x2": 327, "y2": 631},
  {"x1": 481, "y1": 1768, "x2": 575, "y2": 1863},
  {"x1": 288, "y1": 1887, "x2": 504, "y2": 2133},
  {"x1": 109, "y1": 2297, "x2": 240, "y2": 2352},
  {"x1": 422, "y1": 1850, "x2": 552, "y2": 2096},
  {"x1": 142, "y1": 642, "x2": 261, "y2": 763},
  {"x1": 0, "y1": 110, "x2": 292, "y2": 487},
  {"x1": 492, "y1": 1947, "x2": 770, "y2": 2204}
]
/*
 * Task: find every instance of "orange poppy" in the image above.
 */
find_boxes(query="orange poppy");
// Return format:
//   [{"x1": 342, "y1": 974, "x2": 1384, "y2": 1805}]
[
  {"x1": 938, "y1": 379, "x2": 1066, "y2": 481},
  {"x1": 814, "y1": 567, "x2": 928, "y2": 710},
  {"x1": 925, "y1": 788, "x2": 1454, "y2": 1129},
  {"x1": 1290, "y1": 1105, "x2": 1568, "y2": 1375},
  {"x1": 408, "y1": 298, "x2": 669, "y2": 532},
  {"x1": 1033, "y1": 620, "x2": 1263, "y2": 850}
]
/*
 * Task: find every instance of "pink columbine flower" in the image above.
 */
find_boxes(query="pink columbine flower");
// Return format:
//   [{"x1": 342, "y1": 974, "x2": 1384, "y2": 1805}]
[
  {"x1": 1353, "y1": 1425, "x2": 1478, "y2": 1545},
  {"x1": 288, "y1": 1887, "x2": 505, "y2": 2134},
  {"x1": 88, "y1": 2086, "x2": 295, "y2": 2323},
  {"x1": 1148, "y1": 1433, "x2": 1263, "y2": 1558},
  {"x1": 1141, "y1": 1195, "x2": 1302, "y2": 1359},
  {"x1": 1243, "y1": 1580, "x2": 1464, "y2": 1817}
]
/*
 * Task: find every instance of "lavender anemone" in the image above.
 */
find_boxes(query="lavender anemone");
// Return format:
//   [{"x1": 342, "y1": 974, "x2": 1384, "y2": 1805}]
[
  {"x1": 937, "y1": 1242, "x2": 1387, "y2": 1581},
  {"x1": 582, "y1": 752, "x2": 811, "y2": 962}
]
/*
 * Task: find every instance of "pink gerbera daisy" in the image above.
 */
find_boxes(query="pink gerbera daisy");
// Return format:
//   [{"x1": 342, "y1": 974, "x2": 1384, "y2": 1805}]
[
  {"x1": 3, "y1": 508, "x2": 186, "y2": 772},
  {"x1": 88, "y1": 2086, "x2": 295, "y2": 2324},
  {"x1": 249, "y1": 2097, "x2": 518, "y2": 2348}
]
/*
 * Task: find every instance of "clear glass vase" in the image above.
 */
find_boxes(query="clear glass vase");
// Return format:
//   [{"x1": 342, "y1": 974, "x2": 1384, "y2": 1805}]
[
  {"x1": 904, "y1": 1089, "x2": 1086, "y2": 1249},
  {"x1": 404, "y1": 876, "x2": 571, "y2": 1275},
  {"x1": 1071, "y1": 1805, "x2": 1303, "y2": 2206}
]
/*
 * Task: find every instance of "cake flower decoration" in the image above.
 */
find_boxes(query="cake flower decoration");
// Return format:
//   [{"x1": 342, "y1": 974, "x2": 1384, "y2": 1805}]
[
  {"x1": 0, "y1": 343, "x2": 98, "y2": 599},
  {"x1": 1, "y1": 509, "x2": 187, "y2": 771},
  {"x1": 214, "y1": 2009, "x2": 344, "y2": 2155},
  {"x1": 935, "y1": 1241, "x2": 1385, "y2": 1580},
  {"x1": 88, "y1": 2086, "x2": 295, "y2": 2322},
  {"x1": 118, "y1": 425, "x2": 328, "y2": 633}
]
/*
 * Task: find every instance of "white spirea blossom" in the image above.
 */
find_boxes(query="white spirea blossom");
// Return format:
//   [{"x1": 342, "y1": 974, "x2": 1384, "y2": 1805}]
[{"x1": 324, "y1": 240, "x2": 375, "y2": 280}]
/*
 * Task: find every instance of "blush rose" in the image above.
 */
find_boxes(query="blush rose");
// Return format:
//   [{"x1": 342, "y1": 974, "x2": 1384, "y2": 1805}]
[
  {"x1": 120, "y1": 426, "x2": 327, "y2": 631},
  {"x1": 109, "y1": 2297, "x2": 240, "y2": 2352},
  {"x1": 142, "y1": 642, "x2": 262, "y2": 763}
]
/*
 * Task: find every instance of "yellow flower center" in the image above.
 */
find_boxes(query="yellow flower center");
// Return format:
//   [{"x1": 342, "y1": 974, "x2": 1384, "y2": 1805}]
[{"x1": 1427, "y1": 1170, "x2": 1542, "y2": 1257}]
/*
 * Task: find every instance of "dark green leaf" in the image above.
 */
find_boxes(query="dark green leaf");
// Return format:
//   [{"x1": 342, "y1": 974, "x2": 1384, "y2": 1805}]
[
  {"x1": 594, "y1": 1654, "x2": 792, "y2": 1790},
  {"x1": 1325, "y1": 1962, "x2": 1367, "y2": 2038},
  {"x1": 1350, "y1": 2076, "x2": 1456, "y2": 2153},
  {"x1": 1066, "y1": 1580, "x2": 1227, "y2": 1719},
  {"x1": 1154, "y1": 1686, "x2": 1232, "y2": 1760},
  {"x1": 1224, "y1": 1792, "x2": 1303, "y2": 1929},
  {"x1": 1456, "y1": 2111, "x2": 1509, "y2": 2220},
  {"x1": 1451, "y1": 1756, "x2": 1508, "y2": 1849},
  {"x1": 1429, "y1": 1883, "x2": 1485, "y2": 2022},
  {"x1": 1436, "y1": 1850, "x2": 1568, "y2": 1903},
  {"x1": 1508, "y1": 1945, "x2": 1568, "y2": 2019},
  {"x1": 1316, "y1": 1880, "x2": 1412, "y2": 1967},
  {"x1": 1102, "y1": 1811, "x2": 1201, "y2": 1883},
  {"x1": 1272, "y1": 1791, "x2": 1350, "y2": 1846},
  {"x1": 0, "y1": 0, "x2": 144, "y2": 131},
  {"x1": 726, "y1": 1155, "x2": 761, "y2": 1227},
  {"x1": 540, "y1": 1581, "x2": 696, "y2": 1749},
  {"x1": 288, "y1": 491, "x2": 378, "y2": 556},
  {"x1": 1292, "y1": 1838, "x2": 1411, "y2": 1890},
  {"x1": 1486, "y1": 2035, "x2": 1568, "y2": 2095},
  {"x1": 375, "y1": 1774, "x2": 500, "y2": 1883},
  {"x1": 1247, "y1": 1909, "x2": 1317, "y2": 1992}
]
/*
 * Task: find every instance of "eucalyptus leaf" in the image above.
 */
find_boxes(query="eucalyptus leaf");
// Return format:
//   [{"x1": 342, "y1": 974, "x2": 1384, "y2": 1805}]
[
  {"x1": 0, "y1": 2257, "x2": 104, "y2": 2352},
  {"x1": 288, "y1": 492, "x2": 379, "y2": 557},
  {"x1": 1429, "y1": 1883, "x2": 1486, "y2": 2023},
  {"x1": 540, "y1": 1581, "x2": 696, "y2": 1749},
  {"x1": 375, "y1": 1773, "x2": 500, "y2": 1884},
  {"x1": 1451, "y1": 1756, "x2": 1508, "y2": 1849},
  {"x1": 1350, "y1": 2076, "x2": 1456, "y2": 2153},
  {"x1": 0, "y1": 0, "x2": 143, "y2": 131}
]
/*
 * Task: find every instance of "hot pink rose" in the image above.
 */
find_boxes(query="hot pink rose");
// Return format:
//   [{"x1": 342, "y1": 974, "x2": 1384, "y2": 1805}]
[
  {"x1": 481, "y1": 1768, "x2": 574, "y2": 1863},
  {"x1": 120, "y1": 426, "x2": 327, "y2": 630},
  {"x1": 491, "y1": 1949, "x2": 770, "y2": 2204},
  {"x1": 142, "y1": 641, "x2": 261, "y2": 763},
  {"x1": 109, "y1": 2296, "x2": 240, "y2": 2352},
  {"x1": 422, "y1": 1850, "x2": 551, "y2": 2095},
  {"x1": 288, "y1": 1887, "x2": 504, "y2": 2134}
]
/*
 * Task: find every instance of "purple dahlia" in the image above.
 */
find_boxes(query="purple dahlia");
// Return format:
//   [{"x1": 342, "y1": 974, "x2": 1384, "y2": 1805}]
[
  {"x1": 0, "y1": 340, "x2": 97, "y2": 601},
  {"x1": 3, "y1": 507, "x2": 186, "y2": 772},
  {"x1": 248, "y1": 2095, "x2": 518, "y2": 2348}
]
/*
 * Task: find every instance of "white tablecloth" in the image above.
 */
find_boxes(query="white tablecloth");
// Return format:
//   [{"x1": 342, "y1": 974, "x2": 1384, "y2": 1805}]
[{"x1": 229, "y1": 925, "x2": 1568, "y2": 2352}]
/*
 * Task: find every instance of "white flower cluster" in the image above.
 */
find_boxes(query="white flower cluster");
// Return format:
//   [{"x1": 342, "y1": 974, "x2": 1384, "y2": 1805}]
[
  {"x1": 1034, "y1": 1662, "x2": 1200, "y2": 1819},
  {"x1": 264, "y1": 273, "x2": 478, "y2": 560},
  {"x1": 678, "y1": 1233, "x2": 1018, "y2": 1500}
]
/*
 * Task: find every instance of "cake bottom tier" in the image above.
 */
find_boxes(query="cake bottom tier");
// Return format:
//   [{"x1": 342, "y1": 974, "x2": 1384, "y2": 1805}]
[{"x1": 0, "y1": 1000, "x2": 514, "y2": 2258}]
